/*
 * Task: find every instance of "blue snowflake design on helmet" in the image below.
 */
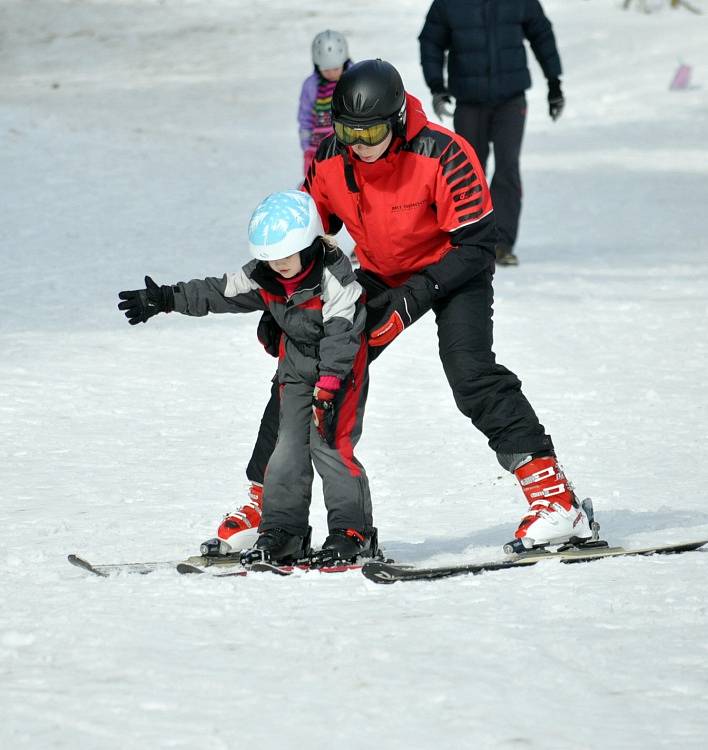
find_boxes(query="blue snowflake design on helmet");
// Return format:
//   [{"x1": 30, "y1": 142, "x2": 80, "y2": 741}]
[{"x1": 248, "y1": 190, "x2": 312, "y2": 247}]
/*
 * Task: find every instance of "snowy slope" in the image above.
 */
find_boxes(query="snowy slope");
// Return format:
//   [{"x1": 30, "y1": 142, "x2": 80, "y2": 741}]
[{"x1": 2, "y1": 1, "x2": 708, "y2": 748}]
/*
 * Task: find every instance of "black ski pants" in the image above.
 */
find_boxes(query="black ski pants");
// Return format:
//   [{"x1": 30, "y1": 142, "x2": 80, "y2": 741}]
[
  {"x1": 454, "y1": 95, "x2": 527, "y2": 249},
  {"x1": 247, "y1": 268, "x2": 552, "y2": 484}
]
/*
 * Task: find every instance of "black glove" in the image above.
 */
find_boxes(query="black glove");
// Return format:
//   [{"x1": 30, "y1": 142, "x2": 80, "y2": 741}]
[
  {"x1": 257, "y1": 311, "x2": 282, "y2": 358},
  {"x1": 548, "y1": 79, "x2": 565, "y2": 121},
  {"x1": 367, "y1": 274, "x2": 438, "y2": 347},
  {"x1": 118, "y1": 275, "x2": 174, "y2": 325},
  {"x1": 432, "y1": 91, "x2": 454, "y2": 119}
]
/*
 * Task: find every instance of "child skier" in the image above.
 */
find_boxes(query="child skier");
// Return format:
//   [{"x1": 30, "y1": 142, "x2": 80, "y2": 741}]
[
  {"x1": 117, "y1": 190, "x2": 375, "y2": 565},
  {"x1": 298, "y1": 30, "x2": 351, "y2": 176}
]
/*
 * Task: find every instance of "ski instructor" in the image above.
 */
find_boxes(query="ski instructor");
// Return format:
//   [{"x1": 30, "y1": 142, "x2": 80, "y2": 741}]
[{"x1": 214, "y1": 59, "x2": 592, "y2": 555}]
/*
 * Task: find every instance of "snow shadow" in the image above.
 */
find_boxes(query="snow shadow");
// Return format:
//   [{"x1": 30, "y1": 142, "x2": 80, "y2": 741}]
[{"x1": 382, "y1": 508, "x2": 708, "y2": 563}]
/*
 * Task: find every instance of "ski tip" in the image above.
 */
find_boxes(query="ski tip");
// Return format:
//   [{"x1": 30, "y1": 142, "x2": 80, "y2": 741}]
[
  {"x1": 661, "y1": 539, "x2": 708, "y2": 554},
  {"x1": 250, "y1": 562, "x2": 294, "y2": 576},
  {"x1": 176, "y1": 563, "x2": 205, "y2": 575},
  {"x1": 67, "y1": 554, "x2": 107, "y2": 577},
  {"x1": 360, "y1": 561, "x2": 400, "y2": 584}
]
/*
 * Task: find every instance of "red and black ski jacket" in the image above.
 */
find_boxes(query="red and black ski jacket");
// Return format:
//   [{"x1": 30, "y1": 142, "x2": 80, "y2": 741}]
[{"x1": 303, "y1": 93, "x2": 496, "y2": 293}]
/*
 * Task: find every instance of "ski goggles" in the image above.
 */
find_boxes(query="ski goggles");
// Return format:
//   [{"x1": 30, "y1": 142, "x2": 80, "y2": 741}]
[{"x1": 333, "y1": 119, "x2": 391, "y2": 147}]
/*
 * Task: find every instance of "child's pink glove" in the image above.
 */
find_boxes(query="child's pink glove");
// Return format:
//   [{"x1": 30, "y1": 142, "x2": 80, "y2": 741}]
[{"x1": 312, "y1": 387, "x2": 336, "y2": 445}]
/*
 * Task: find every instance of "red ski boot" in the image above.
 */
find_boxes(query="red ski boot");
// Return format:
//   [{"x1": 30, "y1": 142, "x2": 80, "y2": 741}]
[
  {"x1": 512, "y1": 456, "x2": 592, "y2": 551},
  {"x1": 200, "y1": 482, "x2": 263, "y2": 556}
]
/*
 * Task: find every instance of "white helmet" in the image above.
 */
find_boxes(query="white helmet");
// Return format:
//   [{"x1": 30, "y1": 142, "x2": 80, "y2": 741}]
[
  {"x1": 311, "y1": 30, "x2": 349, "y2": 71},
  {"x1": 248, "y1": 190, "x2": 324, "y2": 262}
]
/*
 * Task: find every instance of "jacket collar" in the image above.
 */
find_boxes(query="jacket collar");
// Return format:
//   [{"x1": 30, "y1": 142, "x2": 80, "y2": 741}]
[
  {"x1": 401, "y1": 92, "x2": 428, "y2": 143},
  {"x1": 249, "y1": 242, "x2": 326, "y2": 302},
  {"x1": 341, "y1": 93, "x2": 430, "y2": 188}
]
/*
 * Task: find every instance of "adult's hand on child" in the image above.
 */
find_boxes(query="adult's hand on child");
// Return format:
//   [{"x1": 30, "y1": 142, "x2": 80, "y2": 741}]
[
  {"x1": 257, "y1": 311, "x2": 282, "y2": 357},
  {"x1": 118, "y1": 275, "x2": 174, "y2": 325},
  {"x1": 367, "y1": 274, "x2": 438, "y2": 347},
  {"x1": 312, "y1": 387, "x2": 336, "y2": 446}
]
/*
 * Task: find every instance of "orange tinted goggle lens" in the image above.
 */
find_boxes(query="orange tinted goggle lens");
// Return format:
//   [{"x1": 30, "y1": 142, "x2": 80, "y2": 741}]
[{"x1": 334, "y1": 120, "x2": 391, "y2": 146}]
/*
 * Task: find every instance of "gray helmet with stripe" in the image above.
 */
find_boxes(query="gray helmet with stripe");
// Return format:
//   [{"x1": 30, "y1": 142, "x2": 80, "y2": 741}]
[{"x1": 311, "y1": 30, "x2": 349, "y2": 70}]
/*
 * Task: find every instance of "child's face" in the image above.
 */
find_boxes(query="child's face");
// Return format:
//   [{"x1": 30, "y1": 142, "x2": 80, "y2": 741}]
[
  {"x1": 352, "y1": 131, "x2": 394, "y2": 163},
  {"x1": 268, "y1": 251, "x2": 303, "y2": 279},
  {"x1": 321, "y1": 66, "x2": 344, "y2": 82}
]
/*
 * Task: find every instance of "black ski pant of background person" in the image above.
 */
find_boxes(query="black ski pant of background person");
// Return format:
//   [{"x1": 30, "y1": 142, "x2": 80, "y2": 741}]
[
  {"x1": 246, "y1": 266, "x2": 553, "y2": 483},
  {"x1": 454, "y1": 95, "x2": 527, "y2": 249}
]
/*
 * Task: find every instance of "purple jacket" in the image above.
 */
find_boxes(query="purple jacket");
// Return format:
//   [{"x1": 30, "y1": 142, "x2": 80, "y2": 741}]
[
  {"x1": 297, "y1": 62, "x2": 352, "y2": 152},
  {"x1": 298, "y1": 72, "x2": 319, "y2": 150}
]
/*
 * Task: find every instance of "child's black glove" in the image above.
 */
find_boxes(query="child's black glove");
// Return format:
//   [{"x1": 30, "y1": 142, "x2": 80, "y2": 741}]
[{"x1": 118, "y1": 276, "x2": 174, "y2": 325}]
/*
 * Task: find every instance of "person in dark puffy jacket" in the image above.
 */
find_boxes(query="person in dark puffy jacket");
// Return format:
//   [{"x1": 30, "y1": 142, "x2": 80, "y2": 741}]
[
  {"x1": 117, "y1": 190, "x2": 375, "y2": 566},
  {"x1": 419, "y1": 0, "x2": 565, "y2": 266}
]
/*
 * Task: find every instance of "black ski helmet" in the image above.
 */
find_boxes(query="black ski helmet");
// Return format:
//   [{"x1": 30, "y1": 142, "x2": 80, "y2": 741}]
[{"x1": 332, "y1": 59, "x2": 406, "y2": 133}]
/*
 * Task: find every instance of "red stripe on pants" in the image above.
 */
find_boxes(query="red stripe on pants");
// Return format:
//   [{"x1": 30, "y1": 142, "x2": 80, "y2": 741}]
[{"x1": 333, "y1": 338, "x2": 368, "y2": 476}]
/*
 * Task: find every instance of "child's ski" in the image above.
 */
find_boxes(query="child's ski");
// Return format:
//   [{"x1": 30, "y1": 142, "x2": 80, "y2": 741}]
[
  {"x1": 176, "y1": 560, "x2": 366, "y2": 577},
  {"x1": 68, "y1": 552, "x2": 243, "y2": 577},
  {"x1": 69, "y1": 553, "x2": 375, "y2": 578}
]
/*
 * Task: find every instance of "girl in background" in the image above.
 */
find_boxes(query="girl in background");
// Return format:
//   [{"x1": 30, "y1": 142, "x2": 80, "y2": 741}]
[{"x1": 298, "y1": 30, "x2": 351, "y2": 175}]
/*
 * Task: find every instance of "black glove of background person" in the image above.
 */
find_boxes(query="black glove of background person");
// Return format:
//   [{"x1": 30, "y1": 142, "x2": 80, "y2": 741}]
[
  {"x1": 548, "y1": 78, "x2": 565, "y2": 121},
  {"x1": 118, "y1": 275, "x2": 175, "y2": 325},
  {"x1": 367, "y1": 274, "x2": 438, "y2": 347},
  {"x1": 432, "y1": 90, "x2": 454, "y2": 119}
]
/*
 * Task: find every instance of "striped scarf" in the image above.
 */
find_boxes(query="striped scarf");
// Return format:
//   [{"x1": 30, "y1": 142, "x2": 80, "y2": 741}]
[{"x1": 311, "y1": 76, "x2": 337, "y2": 147}]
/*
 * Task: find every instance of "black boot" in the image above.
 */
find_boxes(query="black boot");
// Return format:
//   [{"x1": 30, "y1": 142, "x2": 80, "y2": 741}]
[
  {"x1": 240, "y1": 527, "x2": 311, "y2": 565},
  {"x1": 495, "y1": 243, "x2": 519, "y2": 267},
  {"x1": 311, "y1": 528, "x2": 379, "y2": 566}
]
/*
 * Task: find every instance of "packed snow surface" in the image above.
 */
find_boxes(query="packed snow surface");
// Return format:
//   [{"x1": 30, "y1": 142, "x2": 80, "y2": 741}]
[{"x1": 2, "y1": 1, "x2": 708, "y2": 748}]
